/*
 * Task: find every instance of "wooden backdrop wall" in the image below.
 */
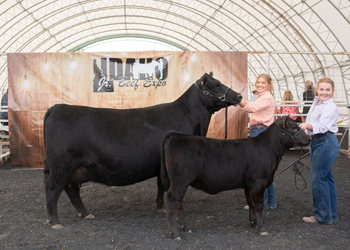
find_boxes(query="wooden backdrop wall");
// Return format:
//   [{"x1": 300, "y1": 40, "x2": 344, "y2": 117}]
[{"x1": 7, "y1": 51, "x2": 248, "y2": 169}]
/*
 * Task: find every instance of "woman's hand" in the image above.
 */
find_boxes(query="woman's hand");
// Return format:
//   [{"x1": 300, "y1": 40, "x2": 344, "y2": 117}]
[
  {"x1": 239, "y1": 99, "x2": 246, "y2": 108},
  {"x1": 299, "y1": 123, "x2": 312, "y2": 131}
]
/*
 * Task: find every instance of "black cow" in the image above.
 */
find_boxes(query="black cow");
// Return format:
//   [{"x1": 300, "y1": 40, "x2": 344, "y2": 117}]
[
  {"x1": 43, "y1": 72, "x2": 242, "y2": 229},
  {"x1": 161, "y1": 116, "x2": 310, "y2": 239}
]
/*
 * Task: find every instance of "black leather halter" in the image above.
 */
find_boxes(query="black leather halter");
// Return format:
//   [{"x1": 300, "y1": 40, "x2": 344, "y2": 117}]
[
  {"x1": 274, "y1": 121, "x2": 304, "y2": 140},
  {"x1": 195, "y1": 83, "x2": 230, "y2": 139},
  {"x1": 195, "y1": 83, "x2": 229, "y2": 102}
]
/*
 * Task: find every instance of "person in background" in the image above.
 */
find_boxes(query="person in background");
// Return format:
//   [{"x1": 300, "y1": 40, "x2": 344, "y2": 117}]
[
  {"x1": 280, "y1": 90, "x2": 299, "y2": 121},
  {"x1": 301, "y1": 80, "x2": 315, "y2": 123},
  {"x1": 299, "y1": 77, "x2": 339, "y2": 224},
  {"x1": 249, "y1": 86, "x2": 259, "y2": 102},
  {"x1": 1, "y1": 89, "x2": 8, "y2": 126},
  {"x1": 239, "y1": 73, "x2": 277, "y2": 210}
]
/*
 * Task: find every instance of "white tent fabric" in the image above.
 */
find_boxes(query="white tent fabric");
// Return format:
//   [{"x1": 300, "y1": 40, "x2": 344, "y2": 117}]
[{"x1": 0, "y1": 0, "x2": 349, "y2": 101}]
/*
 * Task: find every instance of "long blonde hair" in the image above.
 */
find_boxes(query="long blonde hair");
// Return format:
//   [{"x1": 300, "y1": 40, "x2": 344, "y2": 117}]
[
  {"x1": 282, "y1": 90, "x2": 294, "y2": 102},
  {"x1": 255, "y1": 73, "x2": 274, "y2": 97}
]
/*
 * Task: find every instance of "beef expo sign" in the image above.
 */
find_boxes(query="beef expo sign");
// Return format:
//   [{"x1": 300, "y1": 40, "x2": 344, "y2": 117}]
[{"x1": 93, "y1": 57, "x2": 168, "y2": 92}]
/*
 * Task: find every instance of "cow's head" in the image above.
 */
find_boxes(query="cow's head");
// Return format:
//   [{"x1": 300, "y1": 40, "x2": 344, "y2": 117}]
[
  {"x1": 275, "y1": 116, "x2": 310, "y2": 148},
  {"x1": 195, "y1": 72, "x2": 242, "y2": 113}
]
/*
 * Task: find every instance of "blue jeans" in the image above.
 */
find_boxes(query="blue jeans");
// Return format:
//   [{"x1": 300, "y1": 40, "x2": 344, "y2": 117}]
[
  {"x1": 310, "y1": 133, "x2": 339, "y2": 224},
  {"x1": 250, "y1": 127, "x2": 277, "y2": 209}
]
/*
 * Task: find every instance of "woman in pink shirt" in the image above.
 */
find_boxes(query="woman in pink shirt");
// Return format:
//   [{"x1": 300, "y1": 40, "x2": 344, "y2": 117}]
[{"x1": 239, "y1": 73, "x2": 277, "y2": 210}]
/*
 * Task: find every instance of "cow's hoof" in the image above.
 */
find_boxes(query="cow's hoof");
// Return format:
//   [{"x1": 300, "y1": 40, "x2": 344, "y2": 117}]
[
  {"x1": 260, "y1": 231, "x2": 268, "y2": 236},
  {"x1": 174, "y1": 236, "x2": 182, "y2": 241},
  {"x1": 51, "y1": 224, "x2": 64, "y2": 230},
  {"x1": 188, "y1": 230, "x2": 192, "y2": 234},
  {"x1": 156, "y1": 208, "x2": 166, "y2": 213},
  {"x1": 84, "y1": 214, "x2": 95, "y2": 219}
]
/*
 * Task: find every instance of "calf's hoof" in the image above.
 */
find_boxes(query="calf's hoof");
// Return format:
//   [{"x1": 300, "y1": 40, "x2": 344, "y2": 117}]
[
  {"x1": 250, "y1": 221, "x2": 257, "y2": 228},
  {"x1": 51, "y1": 224, "x2": 64, "y2": 230},
  {"x1": 169, "y1": 231, "x2": 180, "y2": 240},
  {"x1": 260, "y1": 231, "x2": 268, "y2": 236},
  {"x1": 174, "y1": 236, "x2": 182, "y2": 241}
]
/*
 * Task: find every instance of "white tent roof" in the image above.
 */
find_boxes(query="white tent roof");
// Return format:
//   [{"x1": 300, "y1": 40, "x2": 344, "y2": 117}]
[{"x1": 0, "y1": 0, "x2": 349, "y2": 101}]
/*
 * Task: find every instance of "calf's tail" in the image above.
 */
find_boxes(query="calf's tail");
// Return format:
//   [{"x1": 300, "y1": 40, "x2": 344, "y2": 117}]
[{"x1": 160, "y1": 131, "x2": 180, "y2": 192}]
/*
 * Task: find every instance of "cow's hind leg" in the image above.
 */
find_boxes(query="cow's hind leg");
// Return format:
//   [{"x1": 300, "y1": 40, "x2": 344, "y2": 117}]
[
  {"x1": 45, "y1": 174, "x2": 65, "y2": 229},
  {"x1": 65, "y1": 166, "x2": 95, "y2": 219},
  {"x1": 64, "y1": 184, "x2": 94, "y2": 219},
  {"x1": 156, "y1": 175, "x2": 166, "y2": 212}
]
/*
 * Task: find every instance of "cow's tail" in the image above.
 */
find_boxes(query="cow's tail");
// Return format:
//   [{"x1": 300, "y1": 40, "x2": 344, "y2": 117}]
[
  {"x1": 160, "y1": 130, "x2": 180, "y2": 192},
  {"x1": 43, "y1": 105, "x2": 54, "y2": 176}
]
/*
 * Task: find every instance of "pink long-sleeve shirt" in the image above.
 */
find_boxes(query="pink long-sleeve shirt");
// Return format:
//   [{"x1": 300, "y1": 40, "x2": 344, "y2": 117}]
[{"x1": 241, "y1": 91, "x2": 275, "y2": 126}]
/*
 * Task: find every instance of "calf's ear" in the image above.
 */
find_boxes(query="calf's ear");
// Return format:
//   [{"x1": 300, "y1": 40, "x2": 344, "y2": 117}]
[
  {"x1": 209, "y1": 71, "x2": 213, "y2": 77},
  {"x1": 282, "y1": 115, "x2": 288, "y2": 128}
]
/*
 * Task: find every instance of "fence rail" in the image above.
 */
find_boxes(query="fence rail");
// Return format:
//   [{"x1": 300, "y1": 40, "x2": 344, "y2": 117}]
[{"x1": 0, "y1": 105, "x2": 9, "y2": 163}]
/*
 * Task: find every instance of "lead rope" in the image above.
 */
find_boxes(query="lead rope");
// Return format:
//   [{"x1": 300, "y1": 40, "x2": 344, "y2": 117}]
[
  {"x1": 225, "y1": 106, "x2": 228, "y2": 139},
  {"x1": 275, "y1": 147, "x2": 310, "y2": 191}
]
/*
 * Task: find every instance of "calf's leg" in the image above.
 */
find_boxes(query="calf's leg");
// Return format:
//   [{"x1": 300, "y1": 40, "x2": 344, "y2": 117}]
[
  {"x1": 156, "y1": 175, "x2": 166, "y2": 212},
  {"x1": 244, "y1": 188, "x2": 257, "y2": 228},
  {"x1": 251, "y1": 189, "x2": 268, "y2": 235},
  {"x1": 166, "y1": 185, "x2": 188, "y2": 240},
  {"x1": 177, "y1": 197, "x2": 189, "y2": 233},
  {"x1": 166, "y1": 189, "x2": 180, "y2": 239}
]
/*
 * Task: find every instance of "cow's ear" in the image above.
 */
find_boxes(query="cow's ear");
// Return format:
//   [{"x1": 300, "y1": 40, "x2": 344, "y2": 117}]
[
  {"x1": 201, "y1": 73, "x2": 210, "y2": 88},
  {"x1": 195, "y1": 78, "x2": 203, "y2": 90},
  {"x1": 196, "y1": 75, "x2": 206, "y2": 90},
  {"x1": 209, "y1": 72, "x2": 213, "y2": 77}
]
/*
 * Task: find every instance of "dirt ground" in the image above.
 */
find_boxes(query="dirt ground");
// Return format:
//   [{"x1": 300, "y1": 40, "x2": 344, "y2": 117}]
[{"x1": 0, "y1": 149, "x2": 349, "y2": 250}]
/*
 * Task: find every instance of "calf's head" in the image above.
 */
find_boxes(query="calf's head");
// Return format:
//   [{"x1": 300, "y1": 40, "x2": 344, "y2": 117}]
[
  {"x1": 276, "y1": 116, "x2": 310, "y2": 148},
  {"x1": 195, "y1": 72, "x2": 242, "y2": 113}
]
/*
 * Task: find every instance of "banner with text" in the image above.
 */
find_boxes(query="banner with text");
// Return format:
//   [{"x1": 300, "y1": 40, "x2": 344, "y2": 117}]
[{"x1": 8, "y1": 51, "x2": 248, "y2": 169}]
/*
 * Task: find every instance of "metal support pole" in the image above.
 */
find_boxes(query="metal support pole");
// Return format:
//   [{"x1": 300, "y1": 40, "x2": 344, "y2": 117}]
[
  {"x1": 348, "y1": 106, "x2": 350, "y2": 158},
  {"x1": 265, "y1": 52, "x2": 270, "y2": 74}
]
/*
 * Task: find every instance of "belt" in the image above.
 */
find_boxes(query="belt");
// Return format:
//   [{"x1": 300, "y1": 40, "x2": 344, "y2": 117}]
[
  {"x1": 250, "y1": 124, "x2": 267, "y2": 130},
  {"x1": 312, "y1": 131, "x2": 334, "y2": 140}
]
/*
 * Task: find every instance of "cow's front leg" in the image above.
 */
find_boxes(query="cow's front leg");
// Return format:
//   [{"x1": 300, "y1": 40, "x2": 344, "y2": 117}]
[
  {"x1": 244, "y1": 188, "x2": 257, "y2": 228},
  {"x1": 156, "y1": 175, "x2": 166, "y2": 212}
]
